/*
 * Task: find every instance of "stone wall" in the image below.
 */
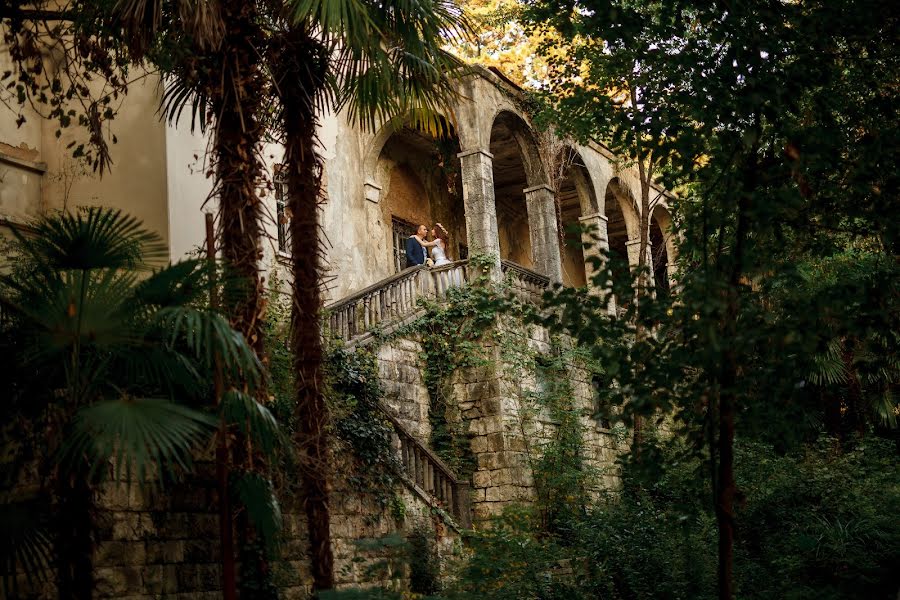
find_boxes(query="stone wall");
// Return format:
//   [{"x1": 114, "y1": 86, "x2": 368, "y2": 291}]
[
  {"x1": 12, "y1": 452, "x2": 462, "y2": 599},
  {"x1": 377, "y1": 338, "x2": 431, "y2": 442},
  {"x1": 447, "y1": 319, "x2": 624, "y2": 521}
]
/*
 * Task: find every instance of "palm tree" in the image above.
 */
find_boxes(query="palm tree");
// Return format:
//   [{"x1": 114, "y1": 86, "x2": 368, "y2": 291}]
[
  {"x1": 0, "y1": 208, "x2": 270, "y2": 598},
  {"x1": 110, "y1": 0, "x2": 269, "y2": 359},
  {"x1": 269, "y1": 1, "x2": 470, "y2": 589}
]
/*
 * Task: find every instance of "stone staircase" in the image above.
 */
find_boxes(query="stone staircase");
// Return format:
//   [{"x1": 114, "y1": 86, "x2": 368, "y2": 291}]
[{"x1": 323, "y1": 258, "x2": 550, "y2": 528}]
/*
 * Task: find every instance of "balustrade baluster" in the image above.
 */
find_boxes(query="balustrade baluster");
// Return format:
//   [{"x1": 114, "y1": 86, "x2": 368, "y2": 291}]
[{"x1": 399, "y1": 436, "x2": 408, "y2": 471}]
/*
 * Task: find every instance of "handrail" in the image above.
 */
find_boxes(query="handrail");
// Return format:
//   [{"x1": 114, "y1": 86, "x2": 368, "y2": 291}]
[
  {"x1": 500, "y1": 260, "x2": 550, "y2": 286},
  {"x1": 324, "y1": 261, "x2": 469, "y2": 343},
  {"x1": 501, "y1": 260, "x2": 550, "y2": 304},
  {"x1": 382, "y1": 408, "x2": 472, "y2": 529},
  {"x1": 326, "y1": 265, "x2": 428, "y2": 313}
]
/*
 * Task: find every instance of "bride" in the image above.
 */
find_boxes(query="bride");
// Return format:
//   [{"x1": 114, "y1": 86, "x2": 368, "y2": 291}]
[{"x1": 429, "y1": 223, "x2": 452, "y2": 266}]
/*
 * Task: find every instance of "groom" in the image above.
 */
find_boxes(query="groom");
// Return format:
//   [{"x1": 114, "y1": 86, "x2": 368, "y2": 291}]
[{"x1": 405, "y1": 224, "x2": 428, "y2": 268}]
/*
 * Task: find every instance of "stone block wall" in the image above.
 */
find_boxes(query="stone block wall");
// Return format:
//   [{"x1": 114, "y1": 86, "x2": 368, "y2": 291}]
[
  {"x1": 377, "y1": 338, "x2": 431, "y2": 442},
  {"x1": 12, "y1": 453, "x2": 461, "y2": 599}
]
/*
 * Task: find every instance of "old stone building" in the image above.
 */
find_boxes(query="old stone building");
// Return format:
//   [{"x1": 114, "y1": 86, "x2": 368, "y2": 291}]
[{"x1": 1, "y1": 62, "x2": 677, "y2": 596}]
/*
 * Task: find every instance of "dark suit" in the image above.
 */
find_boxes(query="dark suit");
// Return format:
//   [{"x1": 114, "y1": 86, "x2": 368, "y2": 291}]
[{"x1": 405, "y1": 236, "x2": 426, "y2": 267}]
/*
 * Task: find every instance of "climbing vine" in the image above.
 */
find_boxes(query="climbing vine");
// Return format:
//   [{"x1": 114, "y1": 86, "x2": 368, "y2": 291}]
[{"x1": 263, "y1": 276, "x2": 400, "y2": 513}]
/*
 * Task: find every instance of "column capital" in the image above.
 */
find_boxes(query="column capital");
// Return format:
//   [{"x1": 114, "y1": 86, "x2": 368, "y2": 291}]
[
  {"x1": 523, "y1": 183, "x2": 555, "y2": 195},
  {"x1": 578, "y1": 212, "x2": 608, "y2": 223},
  {"x1": 457, "y1": 148, "x2": 494, "y2": 160}
]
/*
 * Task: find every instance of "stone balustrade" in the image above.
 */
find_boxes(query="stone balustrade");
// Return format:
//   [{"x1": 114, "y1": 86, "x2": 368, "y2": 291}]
[
  {"x1": 325, "y1": 259, "x2": 550, "y2": 345},
  {"x1": 325, "y1": 261, "x2": 469, "y2": 343},
  {"x1": 501, "y1": 259, "x2": 551, "y2": 305},
  {"x1": 382, "y1": 410, "x2": 473, "y2": 529}
]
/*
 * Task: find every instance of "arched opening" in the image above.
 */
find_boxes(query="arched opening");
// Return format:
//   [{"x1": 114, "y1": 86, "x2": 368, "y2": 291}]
[
  {"x1": 489, "y1": 111, "x2": 543, "y2": 269},
  {"x1": 557, "y1": 150, "x2": 599, "y2": 288},
  {"x1": 604, "y1": 178, "x2": 638, "y2": 308},
  {"x1": 650, "y1": 205, "x2": 675, "y2": 294},
  {"x1": 375, "y1": 123, "x2": 466, "y2": 275}
]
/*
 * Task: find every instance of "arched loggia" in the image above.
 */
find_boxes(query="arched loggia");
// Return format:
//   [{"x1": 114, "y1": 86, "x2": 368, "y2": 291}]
[
  {"x1": 557, "y1": 149, "x2": 600, "y2": 288},
  {"x1": 604, "y1": 178, "x2": 640, "y2": 308},
  {"x1": 369, "y1": 120, "x2": 466, "y2": 278}
]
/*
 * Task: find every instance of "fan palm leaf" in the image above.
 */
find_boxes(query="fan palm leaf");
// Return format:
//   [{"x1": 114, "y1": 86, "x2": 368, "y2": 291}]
[
  {"x1": 10, "y1": 207, "x2": 166, "y2": 272},
  {"x1": 0, "y1": 500, "x2": 53, "y2": 598},
  {"x1": 59, "y1": 397, "x2": 217, "y2": 483},
  {"x1": 221, "y1": 390, "x2": 283, "y2": 455}
]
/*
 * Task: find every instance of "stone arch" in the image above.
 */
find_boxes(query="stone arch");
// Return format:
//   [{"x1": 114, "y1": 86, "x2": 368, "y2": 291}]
[
  {"x1": 363, "y1": 113, "x2": 463, "y2": 201},
  {"x1": 370, "y1": 120, "x2": 466, "y2": 277},
  {"x1": 488, "y1": 109, "x2": 548, "y2": 186},
  {"x1": 650, "y1": 203, "x2": 677, "y2": 292},
  {"x1": 604, "y1": 177, "x2": 640, "y2": 245},
  {"x1": 558, "y1": 148, "x2": 601, "y2": 287},
  {"x1": 489, "y1": 110, "x2": 550, "y2": 269}
]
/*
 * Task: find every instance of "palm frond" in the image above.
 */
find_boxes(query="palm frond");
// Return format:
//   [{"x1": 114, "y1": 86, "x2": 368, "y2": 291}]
[
  {"x1": 6, "y1": 268, "x2": 139, "y2": 366},
  {"x1": 871, "y1": 387, "x2": 898, "y2": 429},
  {"x1": 151, "y1": 306, "x2": 264, "y2": 387},
  {"x1": 809, "y1": 338, "x2": 848, "y2": 386},
  {"x1": 0, "y1": 500, "x2": 52, "y2": 598},
  {"x1": 221, "y1": 390, "x2": 282, "y2": 456},
  {"x1": 11, "y1": 207, "x2": 166, "y2": 272},
  {"x1": 112, "y1": 0, "x2": 225, "y2": 59},
  {"x1": 288, "y1": 0, "x2": 471, "y2": 134},
  {"x1": 59, "y1": 397, "x2": 216, "y2": 484},
  {"x1": 233, "y1": 473, "x2": 282, "y2": 551},
  {"x1": 161, "y1": 77, "x2": 211, "y2": 134},
  {"x1": 132, "y1": 259, "x2": 210, "y2": 309}
]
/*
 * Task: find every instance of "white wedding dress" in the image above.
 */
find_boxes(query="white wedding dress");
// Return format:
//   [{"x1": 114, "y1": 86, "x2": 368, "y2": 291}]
[{"x1": 431, "y1": 241, "x2": 451, "y2": 266}]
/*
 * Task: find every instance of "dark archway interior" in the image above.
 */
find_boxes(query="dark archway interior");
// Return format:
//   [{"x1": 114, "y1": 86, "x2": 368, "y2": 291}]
[
  {"x1": 379, "y1": 125, "x2": 465, "y2": 273},
  {"x1": 490, "y1": 112, "x2": 534, "y2": 268},
  {"x1": 604, "y1": 181, "x2": 631, "y2": 305},
  {"x1": 650, "y1": 213, "x2": 671, "y2": 295},
  {"x1": 558, "y1": 156, "x2": 593, "y2": 287}
]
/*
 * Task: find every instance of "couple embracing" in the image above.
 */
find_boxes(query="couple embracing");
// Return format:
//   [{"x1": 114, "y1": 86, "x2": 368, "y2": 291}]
[{"x1": 405, "y1": 223, "x2": 451, "y2": 269}]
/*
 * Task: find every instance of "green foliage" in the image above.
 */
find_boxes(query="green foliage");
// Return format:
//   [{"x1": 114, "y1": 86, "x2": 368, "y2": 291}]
[
  {"x1": 60, "y1": 397, "x2": 217, "y2": 483},
  {"x1": 410, "y1": 280, "x2": 501, "y2": 476},
  {"x1": 445, "y1": 507, "x2": 585, "y2": 600},
  {"x1": 407, "y1": 522, "x2": 443, "y2": 595},
  {"x1": 438, "y1": 437, "x2": 899, "y2": 600},
  {"x1": 233, "y1": 473, "x2": 283, "y2": 551},
  {"x1": 326, "y1": 346, "x2": 400, "y2": 509},
  {"x1": 0, "y1": 207, "x2": 266, "y2": 591}
]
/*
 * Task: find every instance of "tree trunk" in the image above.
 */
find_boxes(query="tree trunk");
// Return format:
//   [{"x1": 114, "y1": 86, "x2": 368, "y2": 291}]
[
  {"x1": 274, "y1": 31, "x2": 335, "y2": 592},
  {"x1": 714, "y1": 137, "x2": 756, "y2": 600},
  {"x1": 206, "y1": 3, "x2": 268, "y2": 595},
  {"x1": 55, "y1": 475, "x2": 93, "y2": 600},
  {"x1": 211, "y1": 1, "x2": 267, "y2": 358},
  {"x1": 630, "y1": 86, "x2": 654, "y2": 458}
]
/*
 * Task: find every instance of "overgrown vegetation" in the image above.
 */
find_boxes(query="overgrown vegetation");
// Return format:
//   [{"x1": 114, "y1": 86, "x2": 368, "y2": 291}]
[{"x1": 438, "y1": 436, "x2": 900, "y2": 600}]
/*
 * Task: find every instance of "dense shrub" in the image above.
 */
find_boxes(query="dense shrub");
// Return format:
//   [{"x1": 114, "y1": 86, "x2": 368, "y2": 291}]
[{"x1": 436, "y1": 436, "x2": 899, "y2": 600}]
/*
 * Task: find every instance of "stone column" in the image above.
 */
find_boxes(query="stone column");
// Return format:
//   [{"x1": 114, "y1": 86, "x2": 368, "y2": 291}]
[
  {"x1": 626, "y1": 238, "x2": 655, "y2": 293},
  {"x1": 579, "y1": 212, "x2": 616, "y2": 313},
  {"x1": 523, "y1": 184, "x2": 564, "y2": 283},
  {"x1": 577, "y1": 212, "x2": 609, "y2": 289},
  {"x1": 458, "y1": 149, "x2": 502, "y2": 279},
  {"x1": 625, "y1": 239, "x2": 653, "y2": 270}
]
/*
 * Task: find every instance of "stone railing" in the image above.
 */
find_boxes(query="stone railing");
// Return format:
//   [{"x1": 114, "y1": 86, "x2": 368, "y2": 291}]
[
  {"x1": 501, "y1": 259, "x2": 550, "y2": 304},
  {"x1": 325, "y1": 261, "x2": 469, "y2": 343},
  {"x1": 382, "y1": 410, "x2": 472, "y2": 529}
]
